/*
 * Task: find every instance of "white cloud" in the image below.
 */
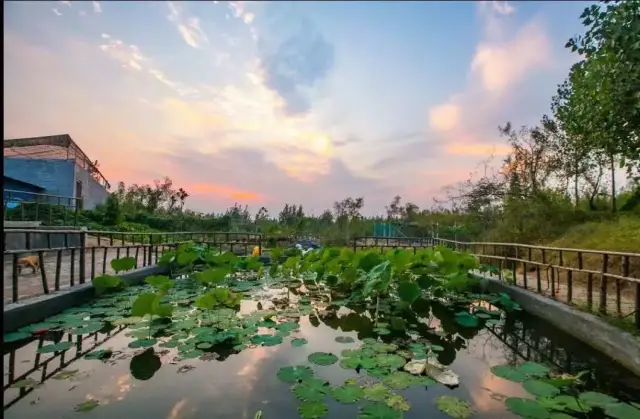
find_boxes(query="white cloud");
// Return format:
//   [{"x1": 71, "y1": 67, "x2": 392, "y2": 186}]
[
  {"x1": 101, "y1": 33, "x2": 110, "y2": 39},
  {"x1": 166, "y1": 2, "x2": 209, "y2": 49},
  {"x1": 60, "y1": 1, "x2": 72, "y2": 7},
  {"x1": 79, "y1": 11, "x2": 86, "y2": 17},
  {"x1": 99, "y1": 37, "x2": 146, "y2": 71},
  {"x1": 92, "y1": 1, "x2": 102, "y2": 13},
  {"x1": 52, "y1": 8, "x2": 63, "y2": 16}
]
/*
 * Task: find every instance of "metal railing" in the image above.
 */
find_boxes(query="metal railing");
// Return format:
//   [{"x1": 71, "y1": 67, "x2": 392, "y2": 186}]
[
  {"x1": 353, "y1": 236, "x2": 640, "y2": 328},
  {"x1": 3, "y1": 230, "x2": 262, "y2": 305},
  {"x1": 3, "y1": 190, "x2": 83, "y2": 225}
]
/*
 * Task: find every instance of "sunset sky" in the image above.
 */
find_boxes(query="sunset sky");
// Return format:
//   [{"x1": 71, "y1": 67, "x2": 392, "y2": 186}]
[{"x1": 3, "y1": 1, "x2": 588, "y2": 215}]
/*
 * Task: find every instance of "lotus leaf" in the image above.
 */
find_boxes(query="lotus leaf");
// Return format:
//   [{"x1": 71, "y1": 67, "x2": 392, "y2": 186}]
[
  {"x1": 277, "y1": 366, "x2": 314, "y2": 383},
  {"x1": 491, "y1": 365, "x2": 528, "y2": 382},
  {"x1": 382, "y1": 371, "x2": 421, "y2": 390},
  {"x1": 251, "y1": 334, "x2": 283, "y2": 346},
  {"x1": 308, "y1": 352, "x2": 338, "y2": 366},
  {"x1": 578, "y1": 391, "x2": 619, "y2": 407},
  {"x1": 518, "y1": 362, "x2": 550, "y2": 377},
  {"x1": 505, "y1": 397, "x2": 551, "y2": 419},
  {"x1": 454, "y1": 312, "x2": 479, "y2": 328},
  {"x1": 332, "y1": 384, "x2": 365, "y2": 404},
  {"x1": 375, "y1": 354, "x2": 406, "y2": 369},
  {"x1": 74, "y1": 399, "x2": 100, "y2": 412},
  {"x1": 358, "y1": 403, "x2": 403, "y2": 419},
  {"x1": 293, "y1": 383, "x2": 328, "y2": 403},
  {"x1": 37, "y1": 341, "x2": 73, "y2": 353},
  {"x1": 340, "y1": 357, "x2": 362, "y2": 369},
  {"x1": 291, "y1": 338, "x2": 308, "y2": 347},
  {"x1": 298, "y1": 401, "x2": 328, "y2": 419},
  {"x1": 181, "y1": 349, "x2": 204, "y2": 359},
  {"x1": 435, "y1": 396, "x2": 473, "y2": 418},
  {"x1": 128, "y1": 339, "x2": 157, "y2": 349},
  {"x1": 10, "y1": 378, "x2": 38, "y2": 389},
  {"x1": 3, "y1": 331, "x2": 32, "y2": 343},
  {"x1": 523, "y1": 380, "x2": 560, "y2": 398},
  {"x1": 604, "y1": 402, "x2": 640, "y2": 419},
  {"x1": 386, "y1": 394, "x2": 410, "y2": 412},
  {"x1": 364, "y1": 383, "x2": 392, "y2": 402},
  {"x1": 84, "y1": 349, "x2": 113, "y2": 360},
  {"x1": 335, "y1": 336, "x2": 355, "y2": 343},
  {"x1": 276, "y1": 321, "x2": 300, "y2": 332}
]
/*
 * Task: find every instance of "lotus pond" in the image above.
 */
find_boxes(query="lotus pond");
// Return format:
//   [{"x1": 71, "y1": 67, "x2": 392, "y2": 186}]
[{"x1": 3, "y1": 245, "x2": 640, "y2": 419}]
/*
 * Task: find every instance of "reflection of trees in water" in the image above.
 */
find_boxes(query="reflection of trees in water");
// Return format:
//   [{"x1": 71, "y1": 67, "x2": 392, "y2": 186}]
[
  {"x1": 313, "y1": 297, "x2": 483, "y2": 366},
  {"x1": 3, "y1": 325, "x2": 127, "y2": 410},
  {"x1": 486, "y1": 315, "x2": 640, "y2": 402}
]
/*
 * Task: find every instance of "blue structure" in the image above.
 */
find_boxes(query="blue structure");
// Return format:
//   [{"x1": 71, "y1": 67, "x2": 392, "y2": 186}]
[
  {"x1": 3, "y1": 135, "x2": 110, "y2": 210},
  {"x1": 373, "y1": 223, "x2": 407, "y2": 238}
]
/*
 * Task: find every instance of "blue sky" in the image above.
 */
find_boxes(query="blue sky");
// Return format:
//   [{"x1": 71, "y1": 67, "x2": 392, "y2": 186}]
[{"x1": 3, "y1": 1, "x2": 590, "y2": 215}]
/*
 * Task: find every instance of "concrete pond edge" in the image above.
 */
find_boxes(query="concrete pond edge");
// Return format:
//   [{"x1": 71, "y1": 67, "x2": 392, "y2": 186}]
[
  {"x1": 484, "y1": 277, "x2": 640, "y2": 377},
  {"x1": 3, "y1": 264, "x2": 170, "y2": 333}
]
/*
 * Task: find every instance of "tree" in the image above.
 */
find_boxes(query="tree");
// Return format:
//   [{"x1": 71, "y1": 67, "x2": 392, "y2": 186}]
[{"x1": 333, "y1": 197, "x2": 364, "y2": 244}]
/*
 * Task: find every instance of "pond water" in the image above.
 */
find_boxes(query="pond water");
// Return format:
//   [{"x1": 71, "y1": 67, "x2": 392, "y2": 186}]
[{"x1": 3, "y1": 279, "x2": 640, "y2": 419}]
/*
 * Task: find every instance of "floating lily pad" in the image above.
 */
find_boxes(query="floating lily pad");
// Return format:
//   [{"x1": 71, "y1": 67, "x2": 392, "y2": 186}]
[
  {"x1": 364, "y1": 383, "x2": 393, "y2": 402},
  {"x1": 293, "y1": 383, "x2": 328, "y2": 403},
  {"x1": 505, "y1": 397, "x2": 550, "y2": 419},
  {"x1": 604, "y1": 402, "x2": 640, "y2": 419},
  {"x1": 3, "y1": 331, "x2": 31, "y2": 343},
  {"x1": 358, "y1": 403, "x2": 403, "y2": 419},
  {"x1": 435, "y1": 396, "x2": 473, "y2": 418},
  {"x1": 374, "y1": 354, "x2": 406, "y2": 369},
  {"x1": 291, "y1": 338, "x2": 308, "y2": 347},
  {"x1": 128, "y1": 339, "x2": 157, "y2": 349},
  {"x1": 85, "y1": 349, "x2": 113, "y2": 360},
  {"x1": 10, "y1": 378, "x2": 38, "y2": 389},
  {"x1": 38, "y1": 341, "x2": 73, "y2": 353},
  {"x1": 518, "y1": 362, "x2": 550, "y2": 377},
  {"x1": 523, "y1": 380, "x2": 560, "y2": 398},
  {"x1": 382, "y1": 371, "x2": 421, "y2": 390},
  {"x1": 53, "y1": 369, "x2": 80, "y2": 380},
  {"x1": 386, "y1": 394, "x2": 410, "y2": 412},
  {"x1": 491, "y1": 365, "x2": 528, "y2": 382},
  {"x1": 277, "y1": 366, "x2": 314, "y2": 383},
  {"x1": 332, "y1": 384, "x2": 365, "y2": 404},
  {"x1": 308, "y1": 352, "x2": 338, "y2": 366},
  {"x1": 251, "y1": 334, "x2": 283, "y2": 346},
  {"x1": 74, "y1": 399, "x2": 99, "y2": 412},
  {"x1": 298, "y1": 401, "x2": 328, "y2": 419},
  {"x1": 335, "y1": 336, "x2": 355, "y2": 343},
  {"x1": 578, "y1": 391, "x2": 619, "y2": 407}
]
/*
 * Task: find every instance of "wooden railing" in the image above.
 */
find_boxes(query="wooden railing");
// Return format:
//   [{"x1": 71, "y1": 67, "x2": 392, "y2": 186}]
[
  {"x1": 353, "y1": 236, "x2": 640, "y2": 328},
  {"x1": 3, "y1": 230, "x2": 262, "y2": 305}
]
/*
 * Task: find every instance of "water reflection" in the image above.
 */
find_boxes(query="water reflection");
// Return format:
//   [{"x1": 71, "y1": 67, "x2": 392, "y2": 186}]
[
  {"x1": 3, "y1": 293, "x2": 640, "y2": 418},
  {"x1": 3, "y1": 325, "x2": 127, "y2": 410}
]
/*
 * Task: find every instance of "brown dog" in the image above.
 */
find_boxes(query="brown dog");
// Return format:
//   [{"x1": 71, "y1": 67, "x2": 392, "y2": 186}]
[{"x1": 17, "y1": 255, "x2": 40, "y2": 275}]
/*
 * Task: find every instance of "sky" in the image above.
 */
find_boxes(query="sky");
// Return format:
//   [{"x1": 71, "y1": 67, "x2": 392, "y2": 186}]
[{"x1": 3, "y1": 1, "x2": 591, "y2": 216}]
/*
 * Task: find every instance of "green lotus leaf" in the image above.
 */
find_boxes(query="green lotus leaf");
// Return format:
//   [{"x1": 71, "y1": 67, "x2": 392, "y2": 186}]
[
  {"x1": 364, "y1": 383, "x2": 392, "y2": 402},
  {"x1": 37, "y1": 341, "x2": 73, "y2": 353},
  {"x1": 74, "y1": 399, "x2": 100, "y2": 412},
  {"x1": 277, "y1": 366, "x2": 314, "y2": 383},
  {"x1": 435, "y1": 396, "x2": 473, "y2": 419},
  {"x1": 370, "y1": 343, "x2": 397, "y2": 353},
  {"x1": 275, "y1": 321, "x2": 300, "y2": 332},
  {"x1": 382, "y1": 371, "x2": 421, "y2": 390},
  {"x1": 517, "y1": 362, "x2": 550, "y2": 377},
  {"x1": 181, "y1": 349, "x2": 204, "y2": 359},
  {"x1": 578, "y1": 391, "x2": 619, "y2": 407},
  {"x1": 128, "y1": 339, "x2": 157, "y2": 349},
  {"x1": 523, "y1": 380, "x2": 560, "y2": 398},
  {"x1": 250, "y1": 334, "x2": 283, "y2": 346},
  {"x1": 454, "y1": 312, "x2": 479, "y2": 328},
  {"x1": 491, "y1": 365, "x2": 528, "y2": 382},
  {"x1": 505, "y1": 397, "x2": 551, "y2": 419},
  {"x1": 308, "y1": 352, "x2": 338, "y2": 366},
  {"x1": 604, "y1": 402, "x2": 640, "y2": 419},
  {"x1": 3, "y1": 331, "x2": 32, "y2": 343},
  {"x1": 331, "y1": 384, "x2": 364, "y2": 404},
  {"x1": 298, "y1": 402, "x2": 328, "y2": 419},
  {"x1": 374, "y1": 354, "x2": 406, "y2": 369},
  {"x1": 358, "y1": 403, "x2": 403, "y2": 419},
  {"x1": 340, "y1": 357, "x2": 362, "y2": 369},
  {"x1": 84, "y1": 349, "x2": 113, "y2": 360},
  {"x1": 293, "y1": 383, "x2": 327, "y2": 403},
  {"x1": 291, "y1": 338, "x2": 308, "y2": 347},
  {"x1": 10, "y1": 378, "x2": 39, "y2": 389},
  {"x1": 335, "y1": 336, "x2": 355, "y2": 343},
  {"x1": 386, "y1": 394, "x2": 411, "y2": 412}
]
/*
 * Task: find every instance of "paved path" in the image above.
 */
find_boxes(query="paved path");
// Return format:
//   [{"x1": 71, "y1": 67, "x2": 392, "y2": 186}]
[{"x1": 3, "y1": 246, "x2": 154, "y2": 305}]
